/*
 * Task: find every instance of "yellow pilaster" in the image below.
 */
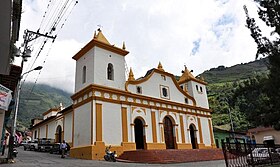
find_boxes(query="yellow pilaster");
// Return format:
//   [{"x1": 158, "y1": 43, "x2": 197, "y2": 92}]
[
  {"x1": 96, "y1": 103, "x2": 102, "y2": 141},
  {"x1": 197, "y1": 117, "x2": 204, "y2": 144},
  {"x1": 151, "y1": 111, "x2": 157, "y2": 143},
  {"x1": 121, "y1": 107, "x2": 128, "y2": 142},
  {"x1": 179, "y1": 115, "x2": 185, "y2": 143},
  {"x1": 208, "y1": 119, "x2": 216, "y2": 147}
]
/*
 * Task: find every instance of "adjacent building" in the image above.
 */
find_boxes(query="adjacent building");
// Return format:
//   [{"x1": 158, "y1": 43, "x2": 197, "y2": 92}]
[{"x1": 30, "y1": 29, "x2": 215, "y2": 160}]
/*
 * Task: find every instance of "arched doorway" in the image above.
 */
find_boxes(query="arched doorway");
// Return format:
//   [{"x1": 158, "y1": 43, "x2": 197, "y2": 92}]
[
  {"x1": 189, "y1": 124, "x2": 198, "y2": 149},
  {"x1": 134, "y1": 118, "x2": 145, "y2": 149},
  {"x1": 55, "y1": 125, "x2": 62, "y2": 143},
  {"x1": 164, "y1": 116, "x2": 175, "y2": 149}
]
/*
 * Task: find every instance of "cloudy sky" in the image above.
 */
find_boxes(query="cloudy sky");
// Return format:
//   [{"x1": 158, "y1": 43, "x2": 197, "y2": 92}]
[{"x1": 16, "y1": 0, "x2": 265, "y2": 93}]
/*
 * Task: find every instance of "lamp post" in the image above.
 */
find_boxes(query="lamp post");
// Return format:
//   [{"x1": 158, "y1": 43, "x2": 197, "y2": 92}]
[
  {"x1": 8, "y1": 66, "x2": 42, "y2": 160},
  {"x1": 225, "y1": 98, "x2": 235, "y2": 140}
]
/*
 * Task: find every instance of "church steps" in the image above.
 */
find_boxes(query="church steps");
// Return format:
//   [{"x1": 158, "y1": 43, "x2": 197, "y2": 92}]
[{"x1": 117, "y1": 149, "x2": 224, "y2": 164}]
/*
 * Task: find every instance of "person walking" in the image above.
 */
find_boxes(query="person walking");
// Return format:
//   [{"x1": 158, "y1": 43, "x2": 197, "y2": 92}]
[
  {"x1": 60, "y1": 140, "x2": 67, "y2": 158},
  {"x1": 1, "y1": 136, "x2": 7, "y2": 156}
]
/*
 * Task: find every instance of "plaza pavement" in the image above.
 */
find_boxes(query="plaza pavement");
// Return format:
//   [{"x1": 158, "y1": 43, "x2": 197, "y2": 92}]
[{"x1": 1, "y1": 146, "x2": 226, "y2": 167}]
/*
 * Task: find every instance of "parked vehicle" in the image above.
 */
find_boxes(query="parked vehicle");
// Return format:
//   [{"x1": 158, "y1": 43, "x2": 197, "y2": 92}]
[
  {"x1": 20, "y1": 140, "x2": 29, "y2": 146},
  {"x1": 104, "y1": 146, "x2": 117, "y2": 162},
  {"x1": 24, "y1": 140, "x2": 37, "y2": 151},
  {"x1": 36, "y1": 138, "x2": 55, "y2": 152},
  {"x1": 247, "y1": 148, "x2": 280, "y2": 164},
  {"x1": 49, "y1": 143, "x2": 70, "y2": 154}
]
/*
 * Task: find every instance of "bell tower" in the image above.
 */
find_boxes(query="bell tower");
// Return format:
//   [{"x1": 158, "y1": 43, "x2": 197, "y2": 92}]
[
  {"x1": 72, "y1": 29, "x2": 129, "y2": 93},
  {"x1": 178, "y1": 66, "x2": 209, "y2": 109}
]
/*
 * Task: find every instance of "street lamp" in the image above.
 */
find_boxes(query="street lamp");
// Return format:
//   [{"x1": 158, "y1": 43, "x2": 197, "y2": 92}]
[
  {"x1": 224, "y1": 98, "x2": 235, "y2": 140},
  {"x1": 8, "y1": 66, "x2": 42, "y2": 160}
]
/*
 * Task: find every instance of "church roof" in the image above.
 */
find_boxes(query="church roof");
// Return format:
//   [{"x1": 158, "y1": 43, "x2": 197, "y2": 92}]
[
  {"x1": 178, "y1": 67, "x2": 207, "y2": 85},
  {"x1": 72, "y1": 29, "x2": 129, "y2": 60},
  {"x1": 95, "y1": 29, "x2": 110, "y2": 44}
]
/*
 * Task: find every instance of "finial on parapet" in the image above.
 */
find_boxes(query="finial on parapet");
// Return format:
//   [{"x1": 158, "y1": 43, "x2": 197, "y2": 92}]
[
  {"x1": 128, "y1": 67, "x2": 135, "y2": 81},
  {"x1": 157, "y1": 62, "x2": 165, "y2": 71},
  {"x1": 93, "y1": 30, "x2": 97, "y2": 38},
  {"x1": 122, "y1": 41, "x2": 126, "y2": 50}
]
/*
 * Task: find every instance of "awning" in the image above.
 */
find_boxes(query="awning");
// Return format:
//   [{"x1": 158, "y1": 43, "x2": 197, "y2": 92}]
[{"x1": 0, "y1": 84, "x2": 13, "y2": 111}]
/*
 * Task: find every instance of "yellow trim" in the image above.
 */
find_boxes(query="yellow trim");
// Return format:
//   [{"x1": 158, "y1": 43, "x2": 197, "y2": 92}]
[
  {"x1": 151, "y1": 111, "x2": 157, "y2": 143},
  {"x1": 160, "y1": 84, "x2": 170, "y2": 100},
  {"x1": 161, "y1": 126, "x2": 164, "y2": 142},
  {"x1": 71, "y1": 84, "x2": 211, "y2": 116},
  {"x1": 197, "y1": 117, "x2": 204, "y2": 144},
  {"x1": 72, "y1": 38, "x2": 129, "y2": 61},
  {"x1": 178, "y1": 67, "x2": 207, "y2": 85},
  {"x1": 146, "y1": 143, "x2": 166, "y2": 150},
  {"x1": 121, "y1": 107, "x2": 128, "y2": 142},
  {"x1": 125, "y1": 69, "x2": 197, "y2": 105},
  {"x1": 91, "y1": 100, "x2": 93, "y2": 145},
  {"x1": 96, "y1": 103, "x2": 102, "y2": 141},
  {"x1": 70, "y1": 141, "x2": 105, "y2": 160},
  {"x1": 72, "y1": 109, "x2": 75, "y2": 146},
  {"x1": 208, "y1": 119, "x2": 214, "y2": 145},
  {"x1": 176, "y1": 128, "x2": 179, "y2": 142},
  {"x1": 177, "y1": 143, "x2": 192, "y2": 149},
  {"x1": 62, "y1": 116, "x2": 65, "y2": 140},
  {"x1": 198, "y1": 143, "x2": 206, "y2": 149},
  {"x1": 180, "y1": 115, "x2": 185, "y2": 143},
  {"x1": 121, "y1": 142, "x2": 136, "y2": 151},
  {"x1": 132, "y1": 106, "x2": 146, "y2": 115},
  {"x1": 95, "y1": 30, "x2": 110, "y2": 44}
]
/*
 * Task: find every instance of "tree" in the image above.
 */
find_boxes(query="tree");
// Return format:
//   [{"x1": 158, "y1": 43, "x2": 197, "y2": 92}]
[{"x1": 244, "y1": 0, "x2": 280, "y2": 129}]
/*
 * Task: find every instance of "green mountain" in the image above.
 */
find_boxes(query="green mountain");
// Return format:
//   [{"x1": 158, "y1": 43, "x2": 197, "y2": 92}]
[
  {"x1": 17, "y1": 83, "x2": 72, "y2": 130},
  {"x1": 200, "y1": 58, "x2": 268, "y2": 84},
  {"x1": 200, "y1": 58, "x2": 269, "y2": 131}
]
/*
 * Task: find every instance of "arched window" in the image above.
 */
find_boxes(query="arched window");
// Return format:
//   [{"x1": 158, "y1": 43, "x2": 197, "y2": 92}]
[
  {"x1": 107, "y1": 63, "x2": 114, "y2": 80},
  {"x1": 82, "y1": 66, "x2": 86, "y2": 83}
]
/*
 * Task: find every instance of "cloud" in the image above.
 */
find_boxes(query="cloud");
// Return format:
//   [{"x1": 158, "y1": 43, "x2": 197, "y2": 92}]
[{"x1": 17, "y1": 0, "x2": 264, "y2": 93}]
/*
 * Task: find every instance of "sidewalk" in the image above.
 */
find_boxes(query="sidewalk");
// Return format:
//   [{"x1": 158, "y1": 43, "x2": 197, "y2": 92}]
[{"x1": 0, "y1": 147, "x2": 9, "y2": 164}]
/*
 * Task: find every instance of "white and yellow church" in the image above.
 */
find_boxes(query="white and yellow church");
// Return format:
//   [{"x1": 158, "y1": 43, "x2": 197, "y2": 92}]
[{"x1": 30, "y1": 29, "x2": 215, "y2": 160}]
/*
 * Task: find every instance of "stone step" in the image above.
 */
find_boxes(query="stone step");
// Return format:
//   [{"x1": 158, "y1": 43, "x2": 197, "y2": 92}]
[{"x1": 117, "y1": 149, "x2": 224, "y2": 164}]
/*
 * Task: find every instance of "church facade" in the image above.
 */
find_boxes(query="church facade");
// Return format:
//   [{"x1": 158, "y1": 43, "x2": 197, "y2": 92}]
[{"x1": 30, "y1": 29, "x2": 215, "y2": 160}]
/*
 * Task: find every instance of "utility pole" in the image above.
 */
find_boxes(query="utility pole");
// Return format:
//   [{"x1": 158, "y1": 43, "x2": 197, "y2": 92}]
[{"x1": 8, "y1": 29, "x2": 55, "y2": 161}]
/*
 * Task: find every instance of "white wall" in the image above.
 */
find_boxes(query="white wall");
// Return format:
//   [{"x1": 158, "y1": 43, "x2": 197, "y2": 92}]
[
  {"x1": 75, "y1": 46, "x2": 126, "y2": 93},
  {"x1": 39, "y1": 126, "x2": 46, "y2": 138},
  {"x1": 74, "y1": 102, "x2": 91, "y2": 147},
  {"x1": 75, "y1": 48, "x2": 95, "y2": 93},
  {"x1": 64, "y1": 112, "x2": 73, "y2": 143},
  {"x1": 187, "y1": 81, "x2": 209, "y2": 108},
  {"x1": 201, "y1": 117, "x2": 211, "y2": 146},
  {"x1": 48, "y1": 121, "x2": 56, "y2": 139},
  {"x1": 102, "y1": 102, "x2": 122, "y2": 145},
  {"x1": 93, "y1": 47, "x2": 126, "y2": 90},
  {"x1": 127, "y1": 72, "x2": 192, "y2": 105}
]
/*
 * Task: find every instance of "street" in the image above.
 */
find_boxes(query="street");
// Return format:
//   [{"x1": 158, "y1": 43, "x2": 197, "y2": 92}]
[{"x1": 2, "y1": 146, "x2": 226, "y2": 167}]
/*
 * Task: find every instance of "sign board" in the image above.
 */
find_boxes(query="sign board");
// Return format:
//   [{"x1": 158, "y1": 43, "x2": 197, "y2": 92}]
[
  {"x1": 263, "y1": 136, "x2": 274, "y2": 141},
  {"x1": 0, "y1": 84, "x2": 13, "y2": 111}
]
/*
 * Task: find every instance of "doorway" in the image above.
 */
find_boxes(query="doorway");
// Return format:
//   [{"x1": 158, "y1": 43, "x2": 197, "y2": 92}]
[
  {"x1": 55, "y1": 125, "x2": 62, "y2": 143},
  {"x1": 189, "y1": 124, "x2": 198, "y2": 149},
  {"x1": 164, "y1": 117, "x2": 175, "y2": 149},
  {"x1": 134, "y1": 118, "x2": 145, "y2": 149}
]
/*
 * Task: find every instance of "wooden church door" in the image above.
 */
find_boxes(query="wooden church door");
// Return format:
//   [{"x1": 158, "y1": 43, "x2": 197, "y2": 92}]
[{"x1": 164, "y1": 117, "x2": 175, "y2": 149}]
